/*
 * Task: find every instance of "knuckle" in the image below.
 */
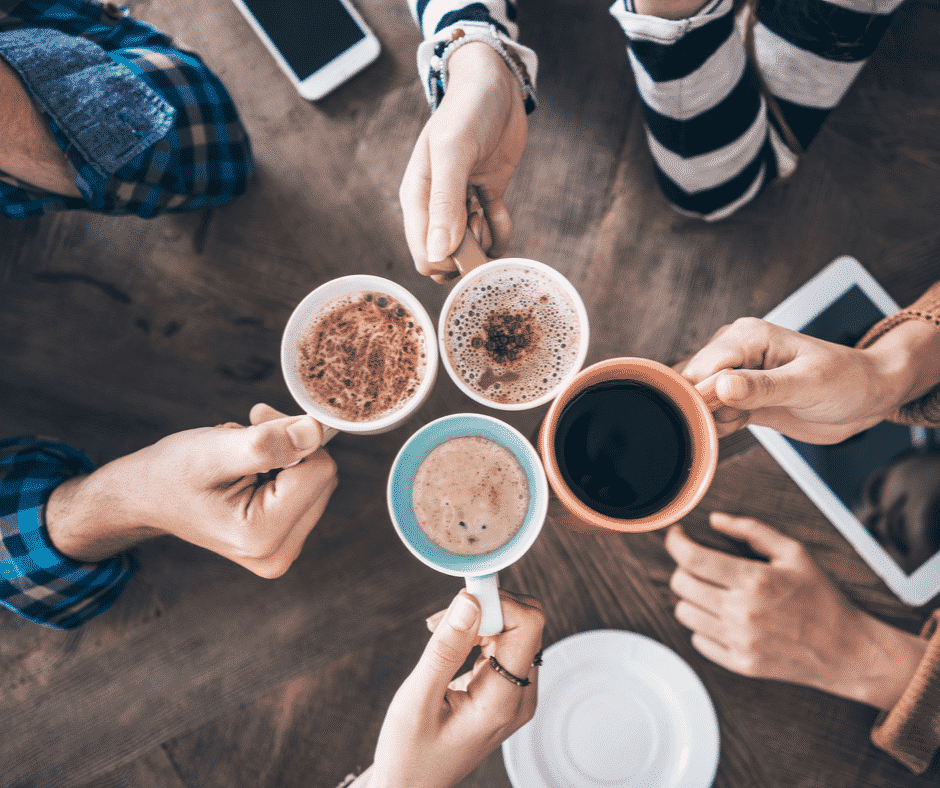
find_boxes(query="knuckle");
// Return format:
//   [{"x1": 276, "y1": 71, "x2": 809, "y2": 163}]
[{"x1": 425, "y1": 638, "x2": 464, "y2": 673}]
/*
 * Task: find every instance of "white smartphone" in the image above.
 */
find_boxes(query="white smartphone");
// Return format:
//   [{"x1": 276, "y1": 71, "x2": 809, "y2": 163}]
[{"x1": 232, "y1": 0, "x2": 381, "y2": 100}]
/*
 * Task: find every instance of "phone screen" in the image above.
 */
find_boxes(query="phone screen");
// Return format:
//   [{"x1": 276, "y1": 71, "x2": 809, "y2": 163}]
[
  {"x1": 242, "y1": 0, "x2": 367, "y2": 80},
  {"x1": 784, "y1": 284, "x2": 940, "y2": 574}
]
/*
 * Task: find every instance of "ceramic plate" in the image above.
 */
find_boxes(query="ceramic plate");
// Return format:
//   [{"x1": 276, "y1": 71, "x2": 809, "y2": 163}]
[{"x1": 502, "y1": 630, "x2": 719, "y2": 788}]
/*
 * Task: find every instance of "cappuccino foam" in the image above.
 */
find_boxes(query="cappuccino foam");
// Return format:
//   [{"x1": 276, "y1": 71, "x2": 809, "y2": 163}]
[
  {"x1": 296, "y1": 291, "x2": 427, "y2": 422},
  {"x1": 413, "y1": 436, "x2": 528, "y2": 556},
  {"x1": 443, "y1": 264, "x2": 582, "y2": 405}
]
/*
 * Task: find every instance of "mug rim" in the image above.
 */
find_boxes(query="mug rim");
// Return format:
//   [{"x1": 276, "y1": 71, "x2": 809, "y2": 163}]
[
  {"x1": 281, "y1": 275, "x2": 439, "y2": 435},
  {"x1": 539, "y1": 357, "x2": 718, "y2": 532},
  {"x1": 438, "y1": 258, "x2": 590, "y2": 412},
  {"x1": 387, "y1": 413, "x2": 549, "y2": 577}
]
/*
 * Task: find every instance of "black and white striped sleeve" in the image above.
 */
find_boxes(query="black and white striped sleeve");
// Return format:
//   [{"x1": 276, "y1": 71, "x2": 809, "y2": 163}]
[
  {"x1": 610, "y1": 0, "x2": 906, "y2": 222},
  {"x1": 407, "y1": 1, "x2": 538, "y2": 113}
]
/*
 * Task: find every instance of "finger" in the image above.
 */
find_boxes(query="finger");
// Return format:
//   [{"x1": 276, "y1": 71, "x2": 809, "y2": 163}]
[
  {"x1": 670, "y1": 567, "x2": 727, "y2": 612},
  {"x1": 400, "y1": 134, "x2": 458, "y2": 278},
  {"x1": 425, "y1": 138, "x2": 475, "y2": 267},
  {"x1": 664, "y1": 524, "x2": 751, "y2": 587},
  {"x1": 469, "y1": 592, "x2": 544, "y2": 707},
  {"x1": 241, "y1": 449, "x2": 339, "y2": 577},
  {"x1": 206, "y1": 414, "x2": 325, "y2": 481},
  {"x1": 708, "y1": 512, "x2": 799, "y2": 563},
  {"x1": 682, "y1": 317, "x2": 787, "y2": 384},
  {"x1": 249, "y1": 402, "x2": 291, "y2": 425},
  {"x1": 406, "y1": 591, "x2": 482, "y2": 707},
  {"x1": 478, "y1": 195, "x2": 511, "y2": 258},
  {"x1": 674, "y1": 598, "x2": 726, "y2": 644},
  {"x1": 426, "y1": 608, "x2": 447, "y2": 632},
  {"x1": 689, "y1": 632, "x2": 745, "y2": 674}
]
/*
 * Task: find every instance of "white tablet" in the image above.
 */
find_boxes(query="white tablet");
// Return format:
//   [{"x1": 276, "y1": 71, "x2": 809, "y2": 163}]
[{"x1": 750, "y1": 256, "x2": 940, "y2": 606}]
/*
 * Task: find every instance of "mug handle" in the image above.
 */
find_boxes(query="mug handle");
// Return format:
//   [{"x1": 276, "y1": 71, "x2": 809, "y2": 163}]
[
  {"x1": 465, "y1": 573, "x2": 503, "y2": 636},
  {"x1": 451, "y1": 229, "x2": 490, "y2": 276}
]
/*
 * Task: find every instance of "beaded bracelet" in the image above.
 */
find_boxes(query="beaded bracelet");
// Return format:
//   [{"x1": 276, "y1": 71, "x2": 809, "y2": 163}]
[{"x1": 423, "y1": 22, "x2": 537, "y2": 114}]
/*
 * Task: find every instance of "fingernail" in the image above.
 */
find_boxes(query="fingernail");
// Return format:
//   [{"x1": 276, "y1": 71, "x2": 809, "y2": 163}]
[
  {"x1": 286, "y1": 417, "x2": 320, "y2": 450},
  {"x1": 447, "y1": 593, "x2": 479, "y2": 631},
  {"x1": 426, "y1": 228, "x2": 451, "y2": 263},
  {"x1": 718, "y1": 373, "x2": 748, "y2": 402}
]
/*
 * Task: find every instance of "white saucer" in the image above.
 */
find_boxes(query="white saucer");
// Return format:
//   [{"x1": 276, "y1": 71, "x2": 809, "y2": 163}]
[{"x1": 502, "y1": 630, "x2": 720, "y2": 788}]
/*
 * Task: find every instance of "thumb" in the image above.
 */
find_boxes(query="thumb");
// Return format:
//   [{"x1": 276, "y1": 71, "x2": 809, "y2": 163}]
[
  {"x1": 207, "y1": 415, "x2": 323, "y2": 480},
  {"x1": 425, "y1": 154, "x2": 473, "y2": 264},
  {"x1": 714, "y1": 367, "x2": 800, "y2": 411},
  {"x1": 408, "y1": 591, "x2": 481, "y2": 702}
]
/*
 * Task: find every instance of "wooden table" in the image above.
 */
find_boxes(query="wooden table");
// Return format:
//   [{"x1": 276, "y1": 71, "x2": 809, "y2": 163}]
[{"x1": 2, "y1": 0, "x2": 940, "y2": 785}]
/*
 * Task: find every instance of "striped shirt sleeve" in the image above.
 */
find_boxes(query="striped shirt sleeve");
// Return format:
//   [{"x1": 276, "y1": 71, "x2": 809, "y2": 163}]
[
  {"x1": 0, "y1": 438, "x2": 135, "y2": 629},
  {"x1": 407, "y1": 0, "x2": 537, "y2": 113}
]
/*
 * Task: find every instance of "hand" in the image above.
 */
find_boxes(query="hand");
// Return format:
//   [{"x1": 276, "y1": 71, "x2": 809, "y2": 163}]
[
  {"x1": 400, "y1": 41, "x2": 527, "y2": 283},
  {"x1": 46, "y1": 403, "x2": 338, "y2": 577},
  {"x1": 666, "y1": 512, "x2": 927, "y2": 710},
  {"x1": 680, "y1": 317, "x2": 924, "y2": 443},
  {"x1": 360, "y1": 589, "x2": 544, "y2": 788}
]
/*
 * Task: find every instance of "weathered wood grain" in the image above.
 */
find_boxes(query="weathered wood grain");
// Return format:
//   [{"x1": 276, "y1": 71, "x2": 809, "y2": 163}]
[{"x1": 3, "y1": 0, "x2": 940, "y2": 785}]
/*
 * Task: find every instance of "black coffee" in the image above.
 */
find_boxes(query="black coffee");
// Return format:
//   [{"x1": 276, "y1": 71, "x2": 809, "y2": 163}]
[{"x1": 554, "y1": 381, "x2": 692, "y2": 519}]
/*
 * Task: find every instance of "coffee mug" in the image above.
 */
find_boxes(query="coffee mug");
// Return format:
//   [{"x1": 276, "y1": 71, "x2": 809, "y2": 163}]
[
  {"x1": 438, "y1": 231, "x2": 590, "y2": 411},
  {"x1": 281, "y1": 275, "x2": 438, "y2": 438},
  {"x1": 388, "y1": 413, "x2": 549, "y2": 636},
  {"x1": 538, "y1": 358, "x2": 718, "y2": 533}
]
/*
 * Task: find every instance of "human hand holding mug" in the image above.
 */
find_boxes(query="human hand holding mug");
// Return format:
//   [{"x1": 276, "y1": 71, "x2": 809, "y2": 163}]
[
  {"x1": 47, "y1": 404, "x2": 337, "y2": 577},
  {"x1": 351, "y1": 588, "x2": 544, "y2": 788},
  {"x1": 680, "y1": 316, "x2": 940, "y2": 443},
  {"x1": 388, "y1": 413, "x2": 548, "y2": 636}
]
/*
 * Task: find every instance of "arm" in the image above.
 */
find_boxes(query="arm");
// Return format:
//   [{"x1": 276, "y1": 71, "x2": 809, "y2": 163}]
[
  {"x1": 44, "y1": 404, "x2": 337, "y2": 578},
  {"x1": 0, "y1": 438, "x2": 135, "y2": 629},
  {"x1": 401, "y1": 1, "x2": 536, "y2": 281},
  {"x1": 667, "y1": 513, "x2": 938, "y2": 772}
]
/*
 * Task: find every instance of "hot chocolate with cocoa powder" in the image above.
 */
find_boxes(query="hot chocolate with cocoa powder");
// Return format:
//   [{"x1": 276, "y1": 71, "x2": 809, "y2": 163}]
[{"x1": 296, "y1": 291, "x2": 427, "y2": 423}]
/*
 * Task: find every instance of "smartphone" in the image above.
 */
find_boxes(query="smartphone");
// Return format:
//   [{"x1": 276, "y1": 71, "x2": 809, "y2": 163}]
[{"x1": 232, "y1": 0, "x2": 381, "y2": 100}]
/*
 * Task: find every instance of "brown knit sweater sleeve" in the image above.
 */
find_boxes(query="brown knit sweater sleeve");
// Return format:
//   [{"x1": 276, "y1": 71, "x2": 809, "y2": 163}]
[
  {"x1": 870, "y1": 610, "x2": 940, "y2": 773},
  {"x1": 856, "y1": 281, "x2": 940, "y2": 427}
]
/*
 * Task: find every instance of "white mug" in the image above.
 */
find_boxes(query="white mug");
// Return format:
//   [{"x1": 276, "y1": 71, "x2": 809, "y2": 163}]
[
  {"x1": 438, "y1": 232, "x2": 590, "y2": 411},
  {"x1": 281, "y1": 275, "x2": 438, "y2": 438}
]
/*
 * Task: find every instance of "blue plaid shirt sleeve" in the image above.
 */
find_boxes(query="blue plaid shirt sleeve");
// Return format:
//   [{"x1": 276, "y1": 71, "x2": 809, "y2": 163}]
[
  {"x1": 0, "y1": 437, "x2": 136, "y2": 629},
  {"x1": 0, "y1": 0, "x2": 252, "y2": 219}
]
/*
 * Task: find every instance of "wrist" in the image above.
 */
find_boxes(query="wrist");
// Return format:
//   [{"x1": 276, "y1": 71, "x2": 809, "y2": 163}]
[
  {"x1": 862, "y1": 319, "x2": 940, "y2": 417},
  {"x1": 45, "y1": 457, "x2": 154, "y2": 562},
  {"x1": 447, "y1": 41, "x2": 517, "y2": 96},
  {"x1": 845, "y1": 613, "x2": 928, "y2": 710}
]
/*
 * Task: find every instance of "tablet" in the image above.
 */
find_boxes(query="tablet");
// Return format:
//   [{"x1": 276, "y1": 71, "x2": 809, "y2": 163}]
[{"x1": 750, "y1": 256, "x2": 940, "y2": 606}]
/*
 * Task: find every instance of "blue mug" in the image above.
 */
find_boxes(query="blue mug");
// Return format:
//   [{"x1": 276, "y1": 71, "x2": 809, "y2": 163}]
[{"x1": 387, "y1": 413, "x2": 548, "y2": 635}]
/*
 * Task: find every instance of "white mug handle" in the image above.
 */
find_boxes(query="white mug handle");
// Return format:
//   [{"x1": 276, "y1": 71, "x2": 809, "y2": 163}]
[{"x1": 465, "y1": 573, "x2": 503, "y2": 637}]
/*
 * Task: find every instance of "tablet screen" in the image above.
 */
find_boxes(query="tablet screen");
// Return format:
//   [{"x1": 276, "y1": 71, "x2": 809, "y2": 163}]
[{"x1": 785, "y1": 284, "x2": 940, "y2": 574}]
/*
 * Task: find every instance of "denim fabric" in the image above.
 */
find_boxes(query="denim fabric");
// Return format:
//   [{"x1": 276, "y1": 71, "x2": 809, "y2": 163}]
[{"x1": 0, "y1": 27, "x2": 175, "y2": 178}]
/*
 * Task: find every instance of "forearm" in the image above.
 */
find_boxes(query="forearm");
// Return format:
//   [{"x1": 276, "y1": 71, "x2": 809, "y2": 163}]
[
  {"x1": 0, "y1": 438, "x2": 136, "y2": 627},
  {"x1": 46, "y1": 458, "x2": 159, "y2": 563}
]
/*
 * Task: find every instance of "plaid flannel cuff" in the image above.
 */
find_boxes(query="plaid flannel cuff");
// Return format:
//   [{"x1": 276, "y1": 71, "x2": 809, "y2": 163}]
[{"x1": 0, "y1": 438, "x2": 136, "y2": 629}]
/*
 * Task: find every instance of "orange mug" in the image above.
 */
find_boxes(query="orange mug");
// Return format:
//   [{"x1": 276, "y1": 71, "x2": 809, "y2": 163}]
[{"x1": 538, "y1": 358, "x2": 718, "y2": 533}]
